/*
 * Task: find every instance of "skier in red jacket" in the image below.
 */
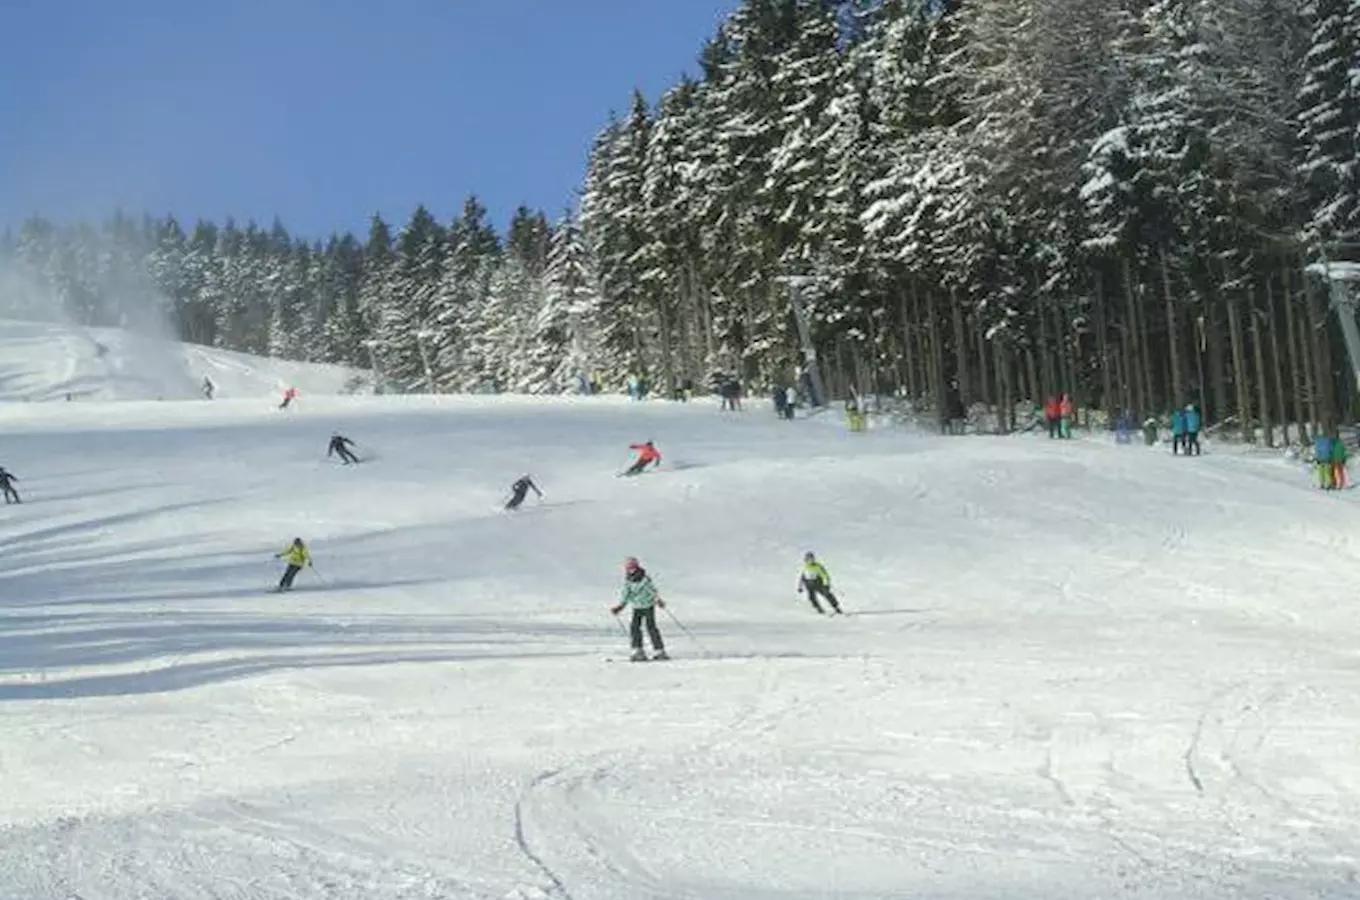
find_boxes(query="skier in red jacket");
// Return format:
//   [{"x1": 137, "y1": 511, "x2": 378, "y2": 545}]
[{"x1": 623, "y1": 441, "x2": 662, "y2": 476}]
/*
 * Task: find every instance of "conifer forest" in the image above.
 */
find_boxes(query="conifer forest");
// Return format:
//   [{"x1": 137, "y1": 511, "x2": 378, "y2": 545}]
[{"x1": 2, "y1": 0, "x2": 1358, "y2": 442}]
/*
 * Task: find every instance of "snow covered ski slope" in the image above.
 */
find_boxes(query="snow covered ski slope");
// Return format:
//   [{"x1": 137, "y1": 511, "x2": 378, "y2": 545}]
[
  {"x1": 2, "y1": 395, "x2": 1360, "y2": 899},
  {"x1": 0, "y1": 319, "x2": 360, "y2": 402}
]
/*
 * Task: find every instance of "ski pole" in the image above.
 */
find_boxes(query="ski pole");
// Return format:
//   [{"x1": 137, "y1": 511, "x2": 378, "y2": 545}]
[
  {"x1": 611, "y1": 611, "x2": 629, "y2": 637},
  {"x1": 662, "y1": 606, "x2": 709, "y2": 656},
  {"x1": 310, "y1": 565, "x2": 328, "y2": 586}
]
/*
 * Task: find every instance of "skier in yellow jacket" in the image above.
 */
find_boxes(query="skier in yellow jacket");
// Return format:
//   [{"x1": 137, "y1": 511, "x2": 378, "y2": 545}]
[
  {"x1": 274, "y1": 538, "x2": 312, "y2": 592},
  {"x1": 798, "y1": 551, "x2": 843, "y2": 615}
]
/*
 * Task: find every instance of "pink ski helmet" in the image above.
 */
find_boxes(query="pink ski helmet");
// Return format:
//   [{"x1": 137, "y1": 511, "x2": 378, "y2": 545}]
[{"x1": 624, "y1": 556, "x2": 641, "y2": 572}]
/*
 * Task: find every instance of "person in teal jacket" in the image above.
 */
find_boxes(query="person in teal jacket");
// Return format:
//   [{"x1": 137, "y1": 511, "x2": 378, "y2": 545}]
[
  {"x1": 1329, "y1": 428, "x2": 1349, "y2": 489},
  {"x1": 610, "y1": 556, "x2": 668, "y2": 661},
  {"x1": 1183, "y1": 405, "x2": 1202, "y2": 456},
  {"x1": 1170, "y1": 409, "x2": 1187, "y2": 455}
]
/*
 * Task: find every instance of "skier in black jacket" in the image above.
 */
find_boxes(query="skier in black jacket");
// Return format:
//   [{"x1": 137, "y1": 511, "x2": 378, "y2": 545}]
[
  {"x1": 505, "y1": 474, "x2": 542, "y2": 510},
  {"x1": 327, "y1": 433, "x2": 359, "y2": 464},
  {"x1": 0, "y1": 466, "x2": 19, "y2": 504}
]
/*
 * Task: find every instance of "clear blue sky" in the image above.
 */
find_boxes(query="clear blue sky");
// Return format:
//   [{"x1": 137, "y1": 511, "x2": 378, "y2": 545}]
[{"x1": 0, "y1": 0, "x2": 737, "y2": 239}]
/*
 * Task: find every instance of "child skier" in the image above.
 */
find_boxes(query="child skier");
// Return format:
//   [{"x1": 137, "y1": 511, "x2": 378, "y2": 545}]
[
  {"x1": 279, "y1": 386, "x2": 298, "y2": 410},
  {"x1": 327, "y1": 433, "x2": 359, "y2": 464},
  {"x1": 1058, "y1": 394, "x2": 1075, "y2": 438},
  {"x1": 798, "y1": 551, "x2": 843, "y2": 615},
  {"x1": 610, "y1": 556, "x2": 668, "y2": 661},
  {"x1": 1314, "y1": 431, "x2": 1334, "y2": 489},
  {"x1": 273, "y1": 538, "x2": 312, "y2": 592},
  {"x1": 505, "y1": 474, "x2": 542, "y2": 510},
  {"x1": 622, "y1": 441, "x2": 662, "y2": 476},
  {"x1": 0, "y1": 466, "x2": 20, "y2": 504},
  {"x1": 1330, "y1": 428, "x2": 1349, "y2": 490}
]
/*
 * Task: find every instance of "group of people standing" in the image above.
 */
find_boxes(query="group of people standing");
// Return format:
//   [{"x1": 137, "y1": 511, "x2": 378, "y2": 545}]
[
  {"x1": 1313, "y1": 430, "x2": 1350, "y2": 490},
  {"x1": 1043, "y1": 395, "x2": 1076, "y2": 439},
  {"x1": 1170, "y1": 405, "x2": 1203, "y2": 456}
]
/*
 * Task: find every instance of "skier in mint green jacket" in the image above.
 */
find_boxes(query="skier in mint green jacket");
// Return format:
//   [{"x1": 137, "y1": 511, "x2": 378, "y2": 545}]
[{"x1": 610, "y1": 556, "x2": 668, "y2": 661}]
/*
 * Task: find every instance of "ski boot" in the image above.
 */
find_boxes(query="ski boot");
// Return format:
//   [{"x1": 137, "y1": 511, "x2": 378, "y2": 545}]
[
  {"x1": 630, "y1": 649, "x2": 648, "y2": 662},
  {"x1": 652, "y1": 650, "x2": 669, "y2": 661}
]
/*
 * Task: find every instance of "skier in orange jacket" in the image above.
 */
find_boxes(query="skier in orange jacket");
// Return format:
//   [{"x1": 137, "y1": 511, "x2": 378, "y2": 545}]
[{"x1": 623, "y1": 441, "x2": 662, "y2": 476}]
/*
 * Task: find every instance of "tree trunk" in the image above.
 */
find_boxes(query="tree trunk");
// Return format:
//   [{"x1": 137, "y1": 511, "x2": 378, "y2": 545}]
[
  {"x1": 926, "y1": 291, "x2": 947, "y2": 430},
  {"x1": 1160, "y1": 248, "x2": 1184, "y2": 408},
  {"x1": 993, "y1": 338, "x2": 1009, "y2": 432},
  {"x1": 1120, "y1": 257, "x2": 1145, "y2": 417},
  {"x1": 950, "y1": 286, "x2": 970, "y2": 408},
  {"x1": 1305, "y1": 266, "x2": 1337, "y2": 428},
  {"x1": 1264, "y1": 274, "x2": 1291, "y2": 446},
  {"x1": 1094, "y1": 269, "x2": 1115, "y2": 422},
  {"x1": 1287, "y1": 267, "x2": 1317, "y2": 438},
  {"x1": 975, "y1": 313, "x2": 992, "y2": 407},
  {"x1": 1225, "y1": 285, "x2": 1252, "y2": 440},
  {"x1": 1248, "y1": 286, "x2": 1274, "y2": 448}
]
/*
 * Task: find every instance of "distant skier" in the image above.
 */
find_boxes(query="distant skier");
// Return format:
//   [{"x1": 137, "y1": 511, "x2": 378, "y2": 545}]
[
  {"x1": 279, "y1": 386, "x2": 298, "y2": 410},
  {"x1": 622, "y1": 440, "x2": 662, "y2": 476},
  {"x1": 1331, "y1": 428, "x2": 1350, "y2": 490},
  {"x1": 784, "y1": 385, "x2": 797, "y2": 420},
  {"x1": 0, "y1": 466, "x2": 20, "y2": 504},
  {"x1": 1183, "y1": 404, "x2": 1202, "y2": 456},
  {"x1": 327, "y1": 433, "x2": 359, "y2": 465},
  {"x1": 505, "y1": 474, "x2": 542, "y2": 510},
  {"x1": 1314, "y1": 431, "x2": 1334, "y2": 489},
  {"x1": 1058, "y1": 394, "x2": 1075, "y2": 439},
  {"x1": 798, "y1": 551, "x2": 843, "y2": 615},
  {"x1": 273, "y1": 537, "x2": 312, "y2": 592},
  {"x1": 610, "y1": 556, "x2": 668, "y2": 661},
  {"x1": 202, "y1": 376, "x2": 215, "y2": 400},
  {"x1": 1170, "y1": 408, "x2": 1187, "y2": 455},
  {"x1": 1044, "y1": 396, "x2": 1061, "y2": 439}
]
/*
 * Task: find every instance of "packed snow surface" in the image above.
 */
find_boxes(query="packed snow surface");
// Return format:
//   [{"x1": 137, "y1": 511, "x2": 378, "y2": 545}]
[
  {"x1": 2, "y1": 392, "x2": 1360, "y2": 899},
  {"x1": 0, "y1": 319, "x2": 360, "y2": 402}
]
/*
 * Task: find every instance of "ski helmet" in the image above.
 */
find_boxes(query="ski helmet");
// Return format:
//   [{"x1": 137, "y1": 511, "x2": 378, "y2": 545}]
[
  {"x1": 804, "y1": 551, "x2": 815, "y2": 562},
  {"x1": 624, "y1": 556, "x2": 641, "y2": 572}
]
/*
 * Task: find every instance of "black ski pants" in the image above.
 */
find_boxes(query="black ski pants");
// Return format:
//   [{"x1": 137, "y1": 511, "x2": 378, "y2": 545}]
[
  {"x1": 278, "y1": 564, "x2": 302, "y2": 591},
  {"x1": 802, "y1": 579, "x2": 842, "y2": 614},
  {"x1": 1185, "y1": 432, "x2": 1201, "y2": 456},
  {"x1": 1, "y1": 483, "x2": 18, "y2": 504},
  {"x1": 624, "y1": 459, "x2": 652, "y2": 476},
  {"x1": 506, "y1": 486, "x2": 528, "y2": 509},
  {"x1": 630, "y1": 607, "x2": 664, "y2": 651}
]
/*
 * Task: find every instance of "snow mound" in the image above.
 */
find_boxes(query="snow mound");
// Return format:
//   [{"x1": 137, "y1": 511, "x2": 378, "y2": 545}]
[{"x1": 0, "y1": 319, "x2": 363, "y2": 402}]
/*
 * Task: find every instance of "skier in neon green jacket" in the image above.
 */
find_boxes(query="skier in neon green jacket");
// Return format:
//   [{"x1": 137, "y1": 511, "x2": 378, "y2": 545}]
[
  {"x1": 798, "y1": 551, "x2": 843, "y2": 615},
  {"x1": 610, "y1": 556, "x2": 668, "y2": 661}
]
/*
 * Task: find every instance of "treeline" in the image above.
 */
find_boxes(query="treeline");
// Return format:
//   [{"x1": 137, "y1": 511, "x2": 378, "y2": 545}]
[
  {"x1": 2, "y1": 0, "x2": 1358, "y2": 444},
  {"x1": 579, "y1": 0, "x2": 1360, "y2": 441}
]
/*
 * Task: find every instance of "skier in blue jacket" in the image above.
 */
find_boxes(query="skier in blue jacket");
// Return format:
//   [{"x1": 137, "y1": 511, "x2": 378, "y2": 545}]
[
  {"x1": 1183, "y1": 405, "x2": 1202, "y2": 456},
  {"x1": 1315, "y1": 432, "x2": 1336, "y2": 489},
  {"x1": 1170, "y1": 409, "x2": 1187, "y2": 455}
]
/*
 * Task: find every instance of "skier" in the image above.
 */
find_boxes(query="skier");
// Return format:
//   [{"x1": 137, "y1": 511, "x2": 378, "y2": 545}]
[
  {"x1": 1059, "y1": 394, "x2": 1075, "y2": 439},
  {"x1": 1171, "y1": 407, "x2": 1187, "y2": 455},
  {"x1": 1331, "y1": 428, "x2": 1349, "y2": 490},
  {"x1": 1044, "y1": 396, "x2": 1061, "y2": 438},
  {"x1": 0, "y1": 466, "x2": 20, "y2": 504},
  {"x1": 784, "y1": 385, "x2": 797, "y2": 420},
  {"x1": 1183, "y1": 404, "x2": 1202, "y2": 456},
  {"x1": 327, "y1": 432, "x2": 360, "y2": 464},
  {"x1": 610, "y1": 556, "x2": 668, "y2": 661},
  {"x1": 202, "y1": 376, "x2": 215, "y2": 399},
  {"x1": 772, "y1": 385, "x2": 788, "y2": 418},
  {"x1": 505, "y1": 474, "x2": 543, "y2": 510},
  {"x1": 622, "y1": 440, "x2": 662, "y2": 476},
  {"x1": 798, "y1": 551, "x2": 843, "y2": 615},
  {"x1": 279, "y1": 386, "x2": 298, "y2": 410},
  {"x1": 1314, "y1": 430, "x2": 1334, "y2": 489},
  {"x1": 273, "y1": 538, "x2": 312, "y2": 592}
]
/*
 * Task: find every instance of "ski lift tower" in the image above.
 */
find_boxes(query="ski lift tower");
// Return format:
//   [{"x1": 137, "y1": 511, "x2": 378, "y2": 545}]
[
  {"x1": 1305, "y1": 247, "x2": 1360, "y2": 403},
  {"x1": 776, "y1": 274, "x2": 829, "y2": 408}
]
